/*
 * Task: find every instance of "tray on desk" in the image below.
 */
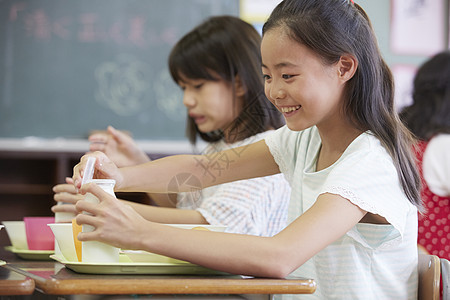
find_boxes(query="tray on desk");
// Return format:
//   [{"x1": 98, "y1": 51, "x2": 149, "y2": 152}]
[
  {"x1": 51, "y1": 254, "x2": 230, "y2": 275},
  {"x1": 5, "y1": 246, "x2": 53, "y2": 260}
]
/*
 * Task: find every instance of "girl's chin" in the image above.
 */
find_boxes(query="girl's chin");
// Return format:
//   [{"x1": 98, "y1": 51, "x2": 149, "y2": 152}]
[
  {"x1": 285, "y1": 122, "x2": 311, "y2": 132},
  {"x1": 197, "y1": 124, "x2": 217, "y2": 133}
]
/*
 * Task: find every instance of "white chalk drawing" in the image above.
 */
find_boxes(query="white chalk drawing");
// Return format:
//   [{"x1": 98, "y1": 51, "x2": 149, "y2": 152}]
[
  {"x1": 154, "y1": 69, "x2": 185, "y2": 120},
  {"x1": 95, "y1": 54, "x2": 150, "y2": 116}
]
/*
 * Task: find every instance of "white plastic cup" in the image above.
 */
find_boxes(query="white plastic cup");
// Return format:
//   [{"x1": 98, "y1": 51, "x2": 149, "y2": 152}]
[
  {"x1": 54, "y1": 202, "x2": 76, "y2": 257},
  {"x1": 81, "y1": 179, "x2": 119, "y2": 263},
  {"x1": 48, "y1": 223, "x2": 77, "y2": 261},
  {"x1": 54, "y1": 240, "x2": 62, "y2": 257}
]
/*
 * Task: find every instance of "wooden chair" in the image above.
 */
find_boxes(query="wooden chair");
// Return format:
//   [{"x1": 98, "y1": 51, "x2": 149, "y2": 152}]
[
  {"x1": 418, "y1": 254, "x2": 441, "y2": 300},
  {"x1": 441, "y1": 258, "x2": 450, "y2": 300}
]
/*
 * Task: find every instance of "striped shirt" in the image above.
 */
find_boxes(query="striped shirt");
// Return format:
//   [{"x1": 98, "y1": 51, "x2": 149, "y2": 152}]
[
  {"x1": 177, "y1": 131, "x2": 290, "y2": 237},
  {"x1": 266, "y1": 126, "x2": 418, "y2": 300}
]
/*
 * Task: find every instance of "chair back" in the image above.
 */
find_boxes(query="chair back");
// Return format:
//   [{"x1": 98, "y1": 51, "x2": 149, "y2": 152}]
[
  {"x1": 441, "y1": 258, "x2": 449, "y2": 300},
  {"x1": 418, "y1": 254, "x2": 441, "y2": 300}
]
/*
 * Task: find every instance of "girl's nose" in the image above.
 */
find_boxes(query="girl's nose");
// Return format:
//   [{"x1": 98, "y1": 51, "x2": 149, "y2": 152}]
[
  {"x1": 267, "y1": 83, "x2": 286, "y2": 101},
  {"x1": 182, "y1": 91, "x2": 196, "y2": 108}
]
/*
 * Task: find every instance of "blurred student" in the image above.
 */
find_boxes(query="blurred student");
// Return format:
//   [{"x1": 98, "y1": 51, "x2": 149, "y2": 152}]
[
  {"x1": 400, "y1": 50, "x2": 450, "y2": 259},
  {"x1": 72, "y1": 1, "x2": 423, "y2": 298},
  {"x1": 53, "y1": 15, "x2": 290, "y2": 237}
]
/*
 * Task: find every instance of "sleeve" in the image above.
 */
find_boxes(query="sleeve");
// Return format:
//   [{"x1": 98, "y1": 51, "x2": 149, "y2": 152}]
[
  {"x1": 176, "y1": 191, "x2": 201, "y2": 210},
  {"x1": 195, "y1": 177, "x2": 275, "y2": 236},
  {"x1": 320, "y1": 143, "x2": 415, "y2": 245}
]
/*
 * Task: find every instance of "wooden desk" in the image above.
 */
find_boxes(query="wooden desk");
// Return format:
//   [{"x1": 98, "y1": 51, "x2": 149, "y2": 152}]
[
  {"x1": 1, "y1": 248, "x2": 316, "y2": 297},
  {"x1": 0, "y1": 263, "x2": 35, "y2": 295}
]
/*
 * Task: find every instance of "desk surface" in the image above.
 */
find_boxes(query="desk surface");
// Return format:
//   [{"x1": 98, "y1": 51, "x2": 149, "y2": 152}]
[
  {"x1": 0, "y1": 247, "x2": 316, "y2": 296},
  {"x1": 0, "y1": 264, "x2": 35, "y2": 295}
]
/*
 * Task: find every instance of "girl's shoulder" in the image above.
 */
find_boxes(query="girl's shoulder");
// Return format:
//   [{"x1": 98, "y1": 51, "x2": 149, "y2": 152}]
[
  {"x1": 424, "y1": 133, "x2": 450, "y2": 161},
  {"x1": 342, "y1": 131, "x2": 390, "y2": 159},
  {"x1": 423, "y1": 133, "x2": 450, "y2": 196},
  {"x1": 332, "y1": 132, "x2": 399, "y2": 182},
  {"x1": 427, "y1": 133, "x2": 450, "y2": 149}
]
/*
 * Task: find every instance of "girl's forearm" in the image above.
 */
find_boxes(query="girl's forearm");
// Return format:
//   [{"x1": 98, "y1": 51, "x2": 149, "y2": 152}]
[
  {"x1": 117, "y1": 141, "x2": 280, "y2": 193},
  {"x1": 138, "y1": 222, "x2": 291, "y2": 278},
  {"x1": 118, "y1": 155, "x2": 212, "y2": 193},
  {"x1": 120, "y1": 199, "x2": 208, "y2": 224}
]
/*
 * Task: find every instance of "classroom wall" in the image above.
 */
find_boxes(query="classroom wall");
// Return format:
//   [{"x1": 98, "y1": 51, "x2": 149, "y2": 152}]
[
  {"x1": 241, "y1": 0, "x2": 450, "y2": 109},
  {"x1": 0, "y1": 0, "x2": 449, "y2": 151},
  {"x1": 358, "y1": 0, "x2": 449, "y2": 109}
]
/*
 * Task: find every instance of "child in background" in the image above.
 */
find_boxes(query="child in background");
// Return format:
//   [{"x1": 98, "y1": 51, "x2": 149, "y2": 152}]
[
  {"x1": 72, "y1": 1, "x2": 423, "y2": 299},
  {"x1": 53, "y1": 16, "x2": 290, "y2": 237},
  {"x1": 400, "y1": 50, "x2": 450, "y2": 260}
]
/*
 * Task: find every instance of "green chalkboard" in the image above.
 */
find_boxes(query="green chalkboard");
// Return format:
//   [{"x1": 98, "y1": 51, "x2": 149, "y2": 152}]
[{"x1": 0, "y1": 0, "x2": 239, "y2": 140}]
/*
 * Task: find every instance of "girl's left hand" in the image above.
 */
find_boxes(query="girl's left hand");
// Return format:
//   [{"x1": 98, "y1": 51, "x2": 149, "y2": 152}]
[
  {"x1": 74, "y1": 182, "x2": 148, "y2": 250},
  {"x1": 51, "y1": 177, "x2": 83, "y2": 214}
]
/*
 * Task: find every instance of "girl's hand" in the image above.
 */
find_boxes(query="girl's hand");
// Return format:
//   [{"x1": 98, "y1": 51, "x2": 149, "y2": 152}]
[
  {"x1": 89, "y1": 126, "x2": 150, "y2": 168},
  {"x1": 51, "y1": 177, "x2": 82, "y2": 214},
  {"x1": 74, "y1": 182, "x2": 148, "y2": 250},
  {"x1": 72, "y1": 152, "x2": 124, "y2": 190}
]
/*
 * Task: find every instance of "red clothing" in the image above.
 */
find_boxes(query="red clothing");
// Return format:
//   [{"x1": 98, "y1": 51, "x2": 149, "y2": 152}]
[{"x1": 414, "y1": 141, "x2": 450, "y2": 260}]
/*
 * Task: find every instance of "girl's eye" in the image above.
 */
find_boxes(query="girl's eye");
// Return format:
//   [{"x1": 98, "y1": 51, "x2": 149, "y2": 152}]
[
  {"x1": 194, "y1": 83, "x2": 204, "y2": 89},
  {"x1": 262, "y1": 74, "x2": 271, "y2": 80},
  {"x1": 282, "y1": 74, "x2": 293, "y2": 80}
]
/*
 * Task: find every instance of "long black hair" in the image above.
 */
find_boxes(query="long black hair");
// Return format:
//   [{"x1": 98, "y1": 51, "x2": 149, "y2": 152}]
[
  {"x1": 400, "y1": 51, "x2": 450, "y2": 141},
  {"x1": 263, "y1": 0, "x2": 422, "y2": 209},
  {"x1": 169, "y1": 16, "x2": 284, "y2": 145}
]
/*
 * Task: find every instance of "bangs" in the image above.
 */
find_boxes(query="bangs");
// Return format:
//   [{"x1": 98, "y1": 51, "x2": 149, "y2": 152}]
[
  {"x1": 169, "y1": 52, "x2": 218, "y2": 84},
  {"x1": 169, "y1": 31, "x2": 232, "y2": 84}
]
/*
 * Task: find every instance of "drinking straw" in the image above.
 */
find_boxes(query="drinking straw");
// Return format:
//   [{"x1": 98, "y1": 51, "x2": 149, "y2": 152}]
[{"x1": 81, "y1": 157, "x2": 96, "y2": 186}]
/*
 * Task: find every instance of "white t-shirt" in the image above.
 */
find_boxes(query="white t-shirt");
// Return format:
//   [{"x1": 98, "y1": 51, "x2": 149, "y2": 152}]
[
  {"x1": 423, "y1": 133, "x2": 450, "y2": 197},
  {"x1": 265, "y1": 125, "x2": 418, "y2": 300},
  {"x1": 177, "y1": 131, "x2": 290, "y2": 237}
]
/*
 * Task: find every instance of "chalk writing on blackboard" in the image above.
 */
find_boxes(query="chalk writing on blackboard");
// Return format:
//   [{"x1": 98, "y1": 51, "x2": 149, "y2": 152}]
[
  {"x1": 8, "y1": 2, "x2": 179, "y2": 47},
  {"x1": 0, "y1": 0, "x2": 239, "y2": 139}
]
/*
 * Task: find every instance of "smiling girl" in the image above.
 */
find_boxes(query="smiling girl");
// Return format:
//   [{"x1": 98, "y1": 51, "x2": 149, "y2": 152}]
[{"x1": 72, "y1": 1, "x2": 422, "y2": 298}]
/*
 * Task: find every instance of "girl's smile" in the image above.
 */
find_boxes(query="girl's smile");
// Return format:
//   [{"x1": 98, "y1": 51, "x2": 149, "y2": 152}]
[{"x1": 279, "y1": 105, "x2": 302, "y2": 117}]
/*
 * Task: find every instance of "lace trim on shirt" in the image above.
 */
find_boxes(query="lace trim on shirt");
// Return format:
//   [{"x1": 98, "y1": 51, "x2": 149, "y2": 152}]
[{"x1": 324, "y1": 185, "x2": 403, "y2": 250}]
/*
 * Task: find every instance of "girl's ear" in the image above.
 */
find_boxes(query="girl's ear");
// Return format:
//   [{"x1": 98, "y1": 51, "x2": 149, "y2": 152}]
[
  {"x1": 234, "y1": 74, "x2": 247, "y2": 97},
  {"x1": 337, "y1": 54, "x2": 358, "y2": 82}
]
